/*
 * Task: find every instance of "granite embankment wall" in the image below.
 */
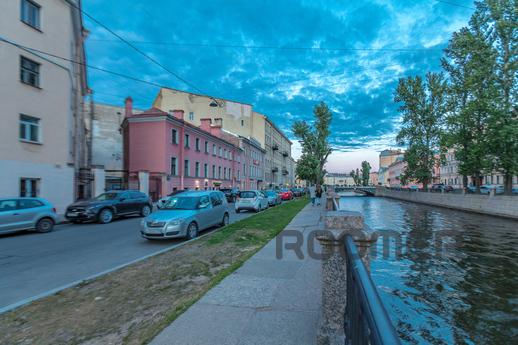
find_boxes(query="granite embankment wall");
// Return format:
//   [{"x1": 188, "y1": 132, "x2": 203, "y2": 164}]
[{"x1": 376, "y1": 188, "x2": 518, "y2": 220}]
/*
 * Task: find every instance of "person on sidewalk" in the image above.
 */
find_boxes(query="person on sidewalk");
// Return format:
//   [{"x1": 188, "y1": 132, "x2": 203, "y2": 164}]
[
  {"x1": 315, "y1": 185, "x2": 323, "y2": 206},
  {"x1": 309, "y1": 184, "x2": 316, "y2": 206}
]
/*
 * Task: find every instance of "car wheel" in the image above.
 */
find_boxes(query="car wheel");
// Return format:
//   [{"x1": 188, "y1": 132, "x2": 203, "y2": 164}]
[
  {"x1": 98, "y1": 208, "x2": 114, "y2": 224},
  {"x1": 187, "y1": 222, "x2": 198, "y2": 239},
  {"x1": 36, "y1": 218, "x2": 54, "y2": 233},
  {"x1": 141, "y1": 205, "x2": 151, "y2": 217},
  {"x1": 221, "y1": 213, "x2": 230, "y2": 226}
]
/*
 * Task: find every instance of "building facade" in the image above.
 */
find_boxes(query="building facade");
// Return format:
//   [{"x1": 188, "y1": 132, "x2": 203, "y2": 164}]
[
  {"x1": 369, "y1": 171, "x2": 379, "y2": 186},
  {"x1": 378, "y1": 149, "x2": 404, "y2": 186},
  {"x1": 323, "y1": 173, "x2": 355, "y2": 186},
  {"x1": 0, "y1": 0, "x2": 89, "y2": 212},
  {"x1": 264, "y1": 116, "x2": 294, "y2": 187},
  {"x1": 122, "y1": 98, "x2": 253, "y2": 200}
]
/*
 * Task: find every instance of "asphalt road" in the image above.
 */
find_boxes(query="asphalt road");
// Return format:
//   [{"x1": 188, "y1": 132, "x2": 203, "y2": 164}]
[{"x1": 0, "y1": 206, "x2": 255, "y2": 310}]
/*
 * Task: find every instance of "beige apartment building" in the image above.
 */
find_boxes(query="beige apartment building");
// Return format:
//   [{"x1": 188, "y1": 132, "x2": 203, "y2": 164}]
[
  {"x1": 264, "y1": 116, "x2": 294, "y2": 187},
  {"x1": 0, "y1": 0, "x2": 89, "y2": 212},
  {"x1": 378, "y1": 149, "x2": 403, "y2": 186}
]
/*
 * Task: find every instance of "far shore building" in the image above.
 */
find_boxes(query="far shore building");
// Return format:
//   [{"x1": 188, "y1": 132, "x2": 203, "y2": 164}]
[
  {"x1": 0, "y1": 0, "x2": 89, "y2": 212},
  {"x1": 369, "y1": 171, "x2": 379, "y2": 186},
  {"x1": 122, "y1": 98, "x2": 254, "y2": 200},
  {"x1": 379, "y1": 149, "x2": 404, "y2": 186},
  {"x1": 323, "y1": 173, "x2": 355, "y2": 187}
]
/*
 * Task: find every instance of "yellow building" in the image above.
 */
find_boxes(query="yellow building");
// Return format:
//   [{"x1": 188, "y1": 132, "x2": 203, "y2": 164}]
[{"x1": 152, "y1": 88, "x2": 265, "y2": 148}]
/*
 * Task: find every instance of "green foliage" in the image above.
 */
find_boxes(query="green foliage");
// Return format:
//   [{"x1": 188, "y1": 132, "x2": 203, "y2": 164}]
[
  {"x1": 293, "y1": 102, "x2": 333, "y2": 184},
  {"x1": 442, "y1": 0, "x2": 517, "y2": 193},
  {"x1": 360, "y1": 161, "x2": 371, "y2": 186},
  {"x1": 394, "y1": 72, "x2": 447, "y2": 189}
]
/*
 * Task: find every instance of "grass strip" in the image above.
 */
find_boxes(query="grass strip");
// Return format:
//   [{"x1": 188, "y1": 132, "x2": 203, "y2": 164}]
[{"x1": 0, "y1": 197, "x2": 308, "y2": 345}]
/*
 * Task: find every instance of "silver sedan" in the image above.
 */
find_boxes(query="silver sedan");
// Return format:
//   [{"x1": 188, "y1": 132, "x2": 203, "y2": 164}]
[
  {"x1": 141, "y1": 191, "x2": 229, "y2": 240},
  {"x1": 0, "y1": 198, "x2": 58, "y2": 235}
]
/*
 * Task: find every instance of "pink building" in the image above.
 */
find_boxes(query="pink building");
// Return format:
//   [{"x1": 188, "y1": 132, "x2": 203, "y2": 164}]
[
  {"x1": 387, "y1": 157, "x2": 422, "y2": 188},
  {"x1": 122, "y1": 98, "x2": 250, "y2": 199}
]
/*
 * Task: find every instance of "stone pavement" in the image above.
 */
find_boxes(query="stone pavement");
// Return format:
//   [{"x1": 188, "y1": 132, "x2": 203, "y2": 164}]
[{"x1": 151, "y1": 202, "x2": 324, "y2": 345}]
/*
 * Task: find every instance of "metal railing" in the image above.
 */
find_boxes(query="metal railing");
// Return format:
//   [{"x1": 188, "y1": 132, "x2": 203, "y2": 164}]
[{"x1": 344, "y1": 235, "x2": 401, "y2": 345}]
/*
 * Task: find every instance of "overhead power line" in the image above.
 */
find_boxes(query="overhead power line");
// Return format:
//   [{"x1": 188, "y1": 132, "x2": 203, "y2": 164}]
[
  {"x1": 435, "y1": 0, "x2": 476, "y2": 10},
  {"x1": 88, "y1": 39, "x2": 444, "y2": 53},
  {"x1": 66, "y1": 1, "x2": 206, "y2": 95}
]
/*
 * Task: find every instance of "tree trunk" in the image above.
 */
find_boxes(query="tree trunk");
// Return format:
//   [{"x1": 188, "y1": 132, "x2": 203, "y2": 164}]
[{"x1": 504, "y1": 173, "x2": 513, "y2": 195}]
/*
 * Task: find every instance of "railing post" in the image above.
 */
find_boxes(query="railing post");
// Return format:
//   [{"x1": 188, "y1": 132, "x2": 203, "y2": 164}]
[{"x1": 316, "y1": 210, "x2": 377, "y2": 345}]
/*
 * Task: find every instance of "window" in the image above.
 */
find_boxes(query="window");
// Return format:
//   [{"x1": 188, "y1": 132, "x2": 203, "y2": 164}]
[
  {"x1": 171, "y1": 129, "x2": 178, "y2": 144},
  {"x1": 219, "y1": 147, "x2": 222, "y2": 157},
  {"x1": 184, "y1": 160, "x2": 190, "y2": 176},
  {"x1": 204, "y1": 163, "x2": 208, "y2": 177},
  {"x1": 19, "y1": 114, "x2": 41, "y2": 143},
  {"x1": 20, "y1": 56, "x2": 40, "y2": 87},
  {"x1": 241, "y1": 119, "x2": 244, "y2": 127},
  {"x1": 184, "y1": 134, "x2": 190, "y2": 148},
  {"x1": 237, "y1": 170, "x2": 240, "y2": 180},
  {"x1": 229, "y1": 151, "x2": 233, "y2": 161},
  {"x1": 170, "y1": 157, "x2": 178, "y2": 175},
  {"x1": 21, "y1": 0, "x2": 40, "y2": 30},
  {"x1": 195, "y1": 138, "x2": 200, "y2": 151},
  {"x1": 212, "y1": 165, "x2": 216, "y2": 178},
  {"x1": 204, "y1": 141, "x2": 209, "y2": 153},
  {"x1": 224, "y1": 167, "x2": 227, "y2": 180},
  {"x1": 195, "y1": 162, "x2": 200, "y2": 177},
  {"x1": 213, "y1": 144, "x2": 217, "y2": 155},
  {"x1": 0, "y1": 200, "x2": 18, "y2": 211},
  {"x1": 218, "y1": 166, "x2": 222, "y2": 179},
  {"x1": 210, "y1": 193, "x2": 223, "y2": 206},
  {"x1": 20, "y1": 178, "x2": 39, "y2": 197},
  {"x1": 188, "y1": 112, "x2": 194, "y2": 121},
  {"x1": 19, "y1": 199, "x2": 43, "y2": 209},
  {"x1": 223, "y1": 149, "x2": 227, "y2": 159}
]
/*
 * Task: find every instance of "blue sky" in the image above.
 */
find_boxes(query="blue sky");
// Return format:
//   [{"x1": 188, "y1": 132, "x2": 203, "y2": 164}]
[{"x1": 84, "y1": 0, "x2": 474, "y2": 172}]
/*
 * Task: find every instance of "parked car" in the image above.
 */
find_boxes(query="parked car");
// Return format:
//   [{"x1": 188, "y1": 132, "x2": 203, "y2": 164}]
[
  {"x1": 480, "y1": 184, "x2": 504, "y2": 195},
  {"x1": 0, "y1": 198, "x2": 58, "y2": 235},
  {"x1": 235, "y1": 190, "x2": 269, "y2": 213},
  {"x1": 65, "y1": 190, "x2": 152, "y2": 224},
  {"x1": 431, "y1": 183, "x2": 453, "y2": 192},
  {"x1": 290, "y1": 188, "x2": 302, "y2": 197},
  {"x1": 141, "y1": 191, "x2": 229, "y2": 240},
  {"x1": 157, "y1": 190, "x2": 185, "y2": 209},
  {"x1": 278, "y1": 189, "x2": 293, "y2": 201},
  {"x1": 264, "y1": 190, "x2": 282, "y2": 206},
  {"x1": 219, "y1": 188, "x2": 240, "y2": 203}
]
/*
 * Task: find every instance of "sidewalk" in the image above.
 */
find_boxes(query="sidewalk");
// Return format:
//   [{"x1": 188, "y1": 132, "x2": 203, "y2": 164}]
[{"x1": 151, "y1": 203, "x2": 324, "y2": 345}]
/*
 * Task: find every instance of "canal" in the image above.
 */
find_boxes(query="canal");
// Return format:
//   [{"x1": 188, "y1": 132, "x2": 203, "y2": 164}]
[{"x1": 339, "y1": 195, "x2": 518, "y2": 345}]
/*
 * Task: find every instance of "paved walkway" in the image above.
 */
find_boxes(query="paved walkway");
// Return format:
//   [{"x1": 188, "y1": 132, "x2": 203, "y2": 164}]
[{"x1": 151, "y1": 203, "x2": 324, "y2": 345}]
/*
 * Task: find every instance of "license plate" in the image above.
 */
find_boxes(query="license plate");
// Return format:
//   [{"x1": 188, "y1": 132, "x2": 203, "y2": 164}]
[{"x1": 67, "y1": 212, "x2": 78, "y2": 216}]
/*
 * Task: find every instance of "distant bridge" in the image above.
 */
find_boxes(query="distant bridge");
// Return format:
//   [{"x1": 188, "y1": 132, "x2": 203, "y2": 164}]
[{"x1": 334, "y1": 186, "x2": 377, "y2": 196}]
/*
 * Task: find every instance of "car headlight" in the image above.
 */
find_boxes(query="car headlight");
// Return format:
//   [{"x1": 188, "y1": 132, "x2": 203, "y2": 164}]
[{"x1": 166, "y1": 219, "x2": 183, "y2": 229}]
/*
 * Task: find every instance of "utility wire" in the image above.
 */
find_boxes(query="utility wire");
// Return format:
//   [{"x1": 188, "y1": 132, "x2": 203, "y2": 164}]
[
  {"x1": 66, "y1": 1, "x2": 207, "y2": 95},
  {"x1": 88, "y1": 39, "x2": 444, "y2": 53},
  {"x1": 435, "y1": 0, "x2": 476, "y2": 10}
]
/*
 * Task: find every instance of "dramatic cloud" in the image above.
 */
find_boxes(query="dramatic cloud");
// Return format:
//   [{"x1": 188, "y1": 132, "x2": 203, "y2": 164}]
[{"x1": 84, "y1": 0, "x2": 474, "y2": 170}]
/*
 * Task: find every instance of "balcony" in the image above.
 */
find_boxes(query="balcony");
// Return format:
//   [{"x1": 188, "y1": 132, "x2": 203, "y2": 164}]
[
  {"x1": 282, "y1": 150, "x2": 289, "y2": 157},
  {"x1": 282, "y1": 168, "x2": 289, "y2": 175},
  {"x1": 271, "y1": 167, "x2": 279, "y2": 173},
  {"x1": 272, "y1": 143, "x2": 279, "y2": 151}
]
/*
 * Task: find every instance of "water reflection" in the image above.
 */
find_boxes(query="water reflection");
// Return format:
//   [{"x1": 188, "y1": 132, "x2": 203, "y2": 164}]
[{"x1": 339, "y1": 196, "x2": 518, "y2": 345}]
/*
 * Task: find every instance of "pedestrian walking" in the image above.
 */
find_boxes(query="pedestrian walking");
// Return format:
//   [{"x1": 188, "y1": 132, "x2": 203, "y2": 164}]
[
  {"x1": 309, "y1": 184, "x2": 316, "y2": 206},
  {"x1": 315, "y1": 185, "x2": 323, "y2": 206}
]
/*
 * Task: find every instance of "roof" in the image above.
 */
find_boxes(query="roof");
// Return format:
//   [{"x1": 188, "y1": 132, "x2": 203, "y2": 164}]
[
  {"x1": 380, "y1": 149, "x2": 402, "y2": 157},
  {"x1": 158, "y1": 87, "x2": 253, "y2": 106}
]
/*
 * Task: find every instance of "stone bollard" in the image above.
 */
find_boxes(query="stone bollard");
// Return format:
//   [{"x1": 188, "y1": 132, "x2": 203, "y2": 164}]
[{"x1": 316, "y1": 211, "x2": 377, "y2": 345}]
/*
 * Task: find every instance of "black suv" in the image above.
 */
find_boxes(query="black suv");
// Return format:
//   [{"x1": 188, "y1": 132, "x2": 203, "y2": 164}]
[
  {"x1": 219, "y1": 188, "x2": 239, "y2": 203},
  {"x1": 65, "y1": 190, "x2": 153, "y2": 224}
]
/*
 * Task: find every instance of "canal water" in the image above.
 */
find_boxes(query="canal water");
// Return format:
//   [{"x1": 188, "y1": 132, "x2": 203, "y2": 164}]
[{"x1": 339, "y1": 195, "x2": 518, "y2": 345}]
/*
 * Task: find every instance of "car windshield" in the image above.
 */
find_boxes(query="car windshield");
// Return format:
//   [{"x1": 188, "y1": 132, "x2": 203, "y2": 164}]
[
  {"x1": 94, "y1": 192, "x2": 119, "y2": 200},
  {"x1": 239, "y1": 191, "x2": 256, "y2": 199},
  {"x1": 162, "y1": 196, "x2": 200, "y2": 210}
]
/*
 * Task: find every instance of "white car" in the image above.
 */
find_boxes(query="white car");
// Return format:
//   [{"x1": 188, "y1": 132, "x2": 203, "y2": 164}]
[{"x1": 235, "y1": 190, "x2": 269, "y2": 213}]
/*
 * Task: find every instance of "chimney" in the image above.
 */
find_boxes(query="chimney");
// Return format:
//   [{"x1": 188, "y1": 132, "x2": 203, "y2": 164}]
[
  {"x1": 210, "y1": 119, "x2": 222, "y2": 138},
  {"x1": 172, "y1": 109, "x2": 184, "y2": 120},
  {"x1": 200, "y1": 118, "x2": 212, "y2": 132},
  {"x1": 124, "y1": 97, "x2": 133, "y2": 117}
]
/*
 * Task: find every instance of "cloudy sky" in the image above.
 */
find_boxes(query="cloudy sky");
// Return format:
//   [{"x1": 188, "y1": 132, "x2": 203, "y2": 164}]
[{"x1": 84, "y1": 0, "x2": 474, "y2": 172}]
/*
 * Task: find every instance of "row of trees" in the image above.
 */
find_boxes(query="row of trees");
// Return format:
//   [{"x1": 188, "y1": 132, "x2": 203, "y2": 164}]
[
  {"x1": 395, "y1": 0, "x2": 517, "y2": 194},
  {"x1": 350, "y1": 161, "x2": 372, "y2": 186}
]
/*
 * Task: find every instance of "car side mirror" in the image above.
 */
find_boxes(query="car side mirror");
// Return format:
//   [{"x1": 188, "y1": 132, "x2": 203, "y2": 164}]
[{"x1": 199, "y1": 202, "x2": 210, "y2": 209}]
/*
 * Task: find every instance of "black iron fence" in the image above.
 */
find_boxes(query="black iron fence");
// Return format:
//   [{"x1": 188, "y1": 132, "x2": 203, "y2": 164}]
[{"x1": 344, "y1": 235, "x2": 401, "y2": 345}]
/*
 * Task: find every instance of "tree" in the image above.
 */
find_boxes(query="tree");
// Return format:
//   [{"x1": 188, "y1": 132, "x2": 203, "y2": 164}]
[
  {"x1": 293, "y1": 102, "x2": 333, "y2": 185},
  {"x1": 360, "y1": 161, "x2": 371, "y2": 186},
  {"x1": 482, "y1": 0, "x2": 518, "y2": 194},
  {"x1": 395, "y1": 72, "x2": 447, "y2": 190},
  {"x1": 350, "y1": 170, "x2": 356, "y2": 186}
]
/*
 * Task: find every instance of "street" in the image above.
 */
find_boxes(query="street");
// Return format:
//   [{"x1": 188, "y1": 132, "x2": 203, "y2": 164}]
[{"x1": 0, "y1": 206, "x2": 255, "y2": 310}]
